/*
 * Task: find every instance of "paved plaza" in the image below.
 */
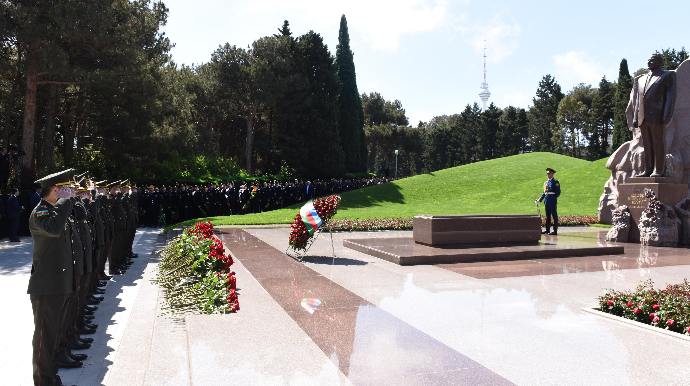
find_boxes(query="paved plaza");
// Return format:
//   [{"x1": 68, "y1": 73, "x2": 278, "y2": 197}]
[{"x1": 2, "y1": 227, "x2": 689, "y2": 385}]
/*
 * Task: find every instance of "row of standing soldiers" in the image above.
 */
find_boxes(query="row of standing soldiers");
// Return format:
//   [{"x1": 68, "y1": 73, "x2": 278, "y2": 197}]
[
  {"x1": 140, "y1": 177, "x2": 391, "y2": 226},
  {"x1": 27, "y1": 170, "x2": 140, "y2": 386}
]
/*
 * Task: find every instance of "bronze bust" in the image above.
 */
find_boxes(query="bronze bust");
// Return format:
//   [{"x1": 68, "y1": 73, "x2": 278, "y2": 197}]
[{"x1": 632, "y1": 52, "x2": 676, "y2": 177}]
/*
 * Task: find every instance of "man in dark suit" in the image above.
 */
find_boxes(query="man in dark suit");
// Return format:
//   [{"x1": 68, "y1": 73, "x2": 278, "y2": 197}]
[
  {"x1": 0, "y1": 195, "x2": 4, "y2": 240},
  {"x1": 0, "y1": 148, "x2": 9, "y2": 194},
  {"x1": 7, "y1": 187, "x2": 23, "y2": 242},
  {"x1": 632, "y1": 52, "x2": 676, "y2": 177},
  {"x1": 30, "y1": 187, "x2": 42, "y2": 209},
  {"x1": 305, "y1": 180, "x2": 313, "y2": 200}
]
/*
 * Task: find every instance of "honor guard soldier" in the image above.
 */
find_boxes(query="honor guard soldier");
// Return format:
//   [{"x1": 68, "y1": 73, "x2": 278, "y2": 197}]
[
  {"x1": 28, "y1": 168, "x2": 78, "y2": 386},
  {"x1": 536, "y1": 168, "x2": 561, "y2": 235}
]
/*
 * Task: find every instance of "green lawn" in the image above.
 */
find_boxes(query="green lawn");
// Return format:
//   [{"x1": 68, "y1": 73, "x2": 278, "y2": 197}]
[{"x1": 168, "y1": 152, "x2": 610, "y2": 229}]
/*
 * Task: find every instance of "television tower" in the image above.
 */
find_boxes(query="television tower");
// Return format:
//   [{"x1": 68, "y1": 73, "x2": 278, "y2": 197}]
[{"x1": 478, "y1": 40, "x2": 491, "y2": 111}]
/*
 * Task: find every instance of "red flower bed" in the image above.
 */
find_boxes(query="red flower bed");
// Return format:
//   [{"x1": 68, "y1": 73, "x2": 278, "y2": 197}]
[
  {"x1": 598, "y1": 279, "x2": 690, "y2": 335},
  {"x1": 329, "y1": 217, "x2": 414, "y2": 231},
  {"x1": 542, "y1": 215, "x2": 598, "y2": 226}
]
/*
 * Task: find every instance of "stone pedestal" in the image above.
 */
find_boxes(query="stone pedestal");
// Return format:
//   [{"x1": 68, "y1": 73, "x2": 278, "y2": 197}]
[
  {"x1": 412, "y1": 215, "x2": 541, "y2": 246},
  {"x1": 617, "y1": 177, "x2": 688, "y2": 242}
]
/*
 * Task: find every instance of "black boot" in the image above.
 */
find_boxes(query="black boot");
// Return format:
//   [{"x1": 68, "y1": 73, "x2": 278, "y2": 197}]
[
  {"x1": 549, "y1": 223, "x2": 558, "y2": 236},
  {"x1": 68, "y1": 350, "x2": 88, "y2": 361},
  {"x1": 56, "y1": 350, "x2": 83, "y2": 368},
  {"x1": 542, "y1": 219, "x2": 551, "y2": 235}
]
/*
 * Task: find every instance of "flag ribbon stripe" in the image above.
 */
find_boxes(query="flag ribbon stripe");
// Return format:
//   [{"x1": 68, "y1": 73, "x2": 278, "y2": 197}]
[{"x1": 300, "y1": 201, "x2": 323, "y2": 235}]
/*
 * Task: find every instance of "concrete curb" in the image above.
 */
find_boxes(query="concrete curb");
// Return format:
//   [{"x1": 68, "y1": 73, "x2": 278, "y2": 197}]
[{"x1": 582, "y1": 307, "x2": 690, "y2": 343}]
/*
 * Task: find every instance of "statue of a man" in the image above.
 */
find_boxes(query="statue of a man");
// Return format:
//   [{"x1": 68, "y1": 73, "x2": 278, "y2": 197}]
[{"x1": 632, "y1": 52, "x2": 676, "y2": 177}]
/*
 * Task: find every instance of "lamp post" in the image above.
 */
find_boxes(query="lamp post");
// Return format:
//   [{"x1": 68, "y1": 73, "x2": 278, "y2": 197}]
[{"x1": 394, "y1": 149, "x2": 398, "y2": 179}]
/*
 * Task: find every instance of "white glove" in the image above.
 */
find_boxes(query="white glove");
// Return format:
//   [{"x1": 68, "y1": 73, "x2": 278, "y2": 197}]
[
  {"x1": 535, "y1": 200, "x2": 539, "y2": 205},
  {"x1": 55, "y1": 187, "x2": 72, "y2": 199}
]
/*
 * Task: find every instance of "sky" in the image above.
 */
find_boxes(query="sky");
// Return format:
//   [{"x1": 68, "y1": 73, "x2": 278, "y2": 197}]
[{"x1": 161, "y1": 0, "x2": 689, "y2": 125}]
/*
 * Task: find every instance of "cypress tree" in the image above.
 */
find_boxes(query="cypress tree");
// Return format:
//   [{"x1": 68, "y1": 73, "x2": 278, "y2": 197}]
[
  {"x1": 335, "y1": 15, "x2": 366, "y2": 172},
  {"x1": 612, "y1": 59, "x2": 633, "y2": 150}
]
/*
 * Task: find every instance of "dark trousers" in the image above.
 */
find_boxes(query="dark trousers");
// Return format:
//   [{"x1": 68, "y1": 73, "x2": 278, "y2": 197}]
[
  {"x1": 59, "y1": 275, "x2": 83, "y2": 353},
  {"x1": 112, "y1": 229, "x2": 127, "y2": 270},
  {"x1": 544, "y1": 200, "x2": 558, "y2": 232},
  {"x1": 9, "y1": 217, "x2": 19, "y2": 240},
  {"x1": 640, "y1": 122, "x2": 666, "y2": 175},
  {"x1": 99, "y1": 239, "x2": 111, "y2": 274},
  {"x1": 0, "y1": 171, "x2": 8, "y2": 194},
  {"x1": 31, "y1": 293, "x2": 70, "y2": 386}
]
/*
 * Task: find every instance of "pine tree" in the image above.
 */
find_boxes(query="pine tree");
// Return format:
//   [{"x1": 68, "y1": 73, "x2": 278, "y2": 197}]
[
  {"x1": 612, "y1": 59, "x2": 633, "y2": 150},
  {"x1": 496, "y1": 106, "x2": 517, "y2": 157},
  {"x1": 275, "y1": 20, "x2": 292, "y2": 37},
  {"x1": 528, "y1": 75, "x2": 564, "y2": 152},
  {"x1": 335, "y1": 15, "x2": 366, "y2": 172},
  {"x1": 478, "y1": 103, "x2": 501, "y2": 160},
  {"x1": 661, "y1": 47, "x2": 689, "y2": 70}
]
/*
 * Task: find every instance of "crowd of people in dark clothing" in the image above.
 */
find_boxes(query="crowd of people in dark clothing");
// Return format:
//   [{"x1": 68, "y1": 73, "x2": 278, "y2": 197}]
[{"x1": 138, "y1": 177, "x2": 391, "y2": 226}]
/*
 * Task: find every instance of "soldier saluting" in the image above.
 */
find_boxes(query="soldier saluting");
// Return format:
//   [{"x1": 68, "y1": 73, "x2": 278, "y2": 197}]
[
  {"x1": 27, "y1": 169, "x2": 78, "y2": 386},
  {"x1": 535, "y1": 168, "x2": 561, "y2": 235}
]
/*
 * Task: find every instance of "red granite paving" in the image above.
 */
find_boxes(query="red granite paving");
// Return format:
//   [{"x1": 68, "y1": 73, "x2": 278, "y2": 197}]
[
  {"x1": 219, "y1": 229, "x2": 515, "y2": 386},
  {"x1": 437, "y1": 239, "x2": 690, "y2": 279}
]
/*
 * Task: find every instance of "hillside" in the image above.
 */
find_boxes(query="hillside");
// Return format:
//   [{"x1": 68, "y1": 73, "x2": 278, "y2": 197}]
[{"x1": 175, "y1": 152, "x2": 611, "y2": 227}]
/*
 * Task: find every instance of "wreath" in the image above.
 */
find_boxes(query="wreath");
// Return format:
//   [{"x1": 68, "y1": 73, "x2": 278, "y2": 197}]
[{"x1": 288, "y1": 195, "x2": 341, "y2": 251}]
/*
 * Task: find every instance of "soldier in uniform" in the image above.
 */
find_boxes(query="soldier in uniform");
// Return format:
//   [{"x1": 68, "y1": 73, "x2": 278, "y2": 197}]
[
  {"x1": 54, "y1": 176, "x2": 93, "y2": 370},
  {"x1": 121, "y1": 181, "x2": 138, "y2": 260},
  {"x1": 95, "y1": 180, "x2": 114, "y2": 280},
  {"x1": 108, "y1": 181, "x2": 128, "y2": 274},
  {"x1": 28, "y1": 169, "x2": 78, "y2": 386},
  {"x1": 536, "y1": 168, "x2": 561, "y2": 235}
]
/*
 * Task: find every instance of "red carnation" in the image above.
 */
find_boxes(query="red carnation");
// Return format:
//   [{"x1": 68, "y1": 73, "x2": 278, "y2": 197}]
[
  {"x1": 652, "y1": 304, "x2": 660, "y2": 310},
  {"x1": 653, "y1": 317, "x2": 660, "y2": 323},
  {"x1": 667, "y1": 319, "x2": 675, "y2": 327},
  {"x1": 606, "y1": 301, "x2": 613, "y2": 306},
  {"x1": 649, "y1": 313, "x2": 655, "y2": 320},
  {"x1": 633, "y1": 308, "x2": 641, "y2": 314},
  {"x1": 627, "y1": 301, "x2": 633, "y2": 307}
]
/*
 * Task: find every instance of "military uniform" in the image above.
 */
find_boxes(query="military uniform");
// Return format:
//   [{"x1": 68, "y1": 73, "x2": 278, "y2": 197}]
[
  {"x1": 28, "y1": 169, "x2": 76, "y2": 386},
  {"x1": 538, "y1": 168, "x2": 561, "y2": 235}
]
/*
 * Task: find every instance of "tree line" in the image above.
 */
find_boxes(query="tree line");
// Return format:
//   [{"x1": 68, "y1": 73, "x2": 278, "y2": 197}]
[
  {"x1": 366, "y1": 48, "x2": 688, "y2": 177},
  {"x1": 1, "y1": 3, "x2": 367, "y2": 187},
  {"x1": 1, "y1": 1, "x2": 687, "y2": 185}
]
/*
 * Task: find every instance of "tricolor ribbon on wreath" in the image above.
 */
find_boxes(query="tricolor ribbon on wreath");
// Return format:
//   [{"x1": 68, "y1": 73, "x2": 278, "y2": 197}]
[{"x1": 300, "y1": 200, "x2": 323, "y2": 235}]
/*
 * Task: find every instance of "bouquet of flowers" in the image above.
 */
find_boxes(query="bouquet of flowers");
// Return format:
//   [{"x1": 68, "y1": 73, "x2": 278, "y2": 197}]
[
  {"x1": 158, "y1": 212, "x2": 167, "y2": 227},
  {"x1": 288, "y1": 195, "x2": 341, "y2": 251},
  {"x1": 153, "y1": 221, "x2": 239, "y2": 314}
]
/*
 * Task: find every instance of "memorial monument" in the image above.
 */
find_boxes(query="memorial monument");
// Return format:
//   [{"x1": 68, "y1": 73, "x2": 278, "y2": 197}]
[{"x1": 599, "y1": 54, "x2": 690, "y2": 243}]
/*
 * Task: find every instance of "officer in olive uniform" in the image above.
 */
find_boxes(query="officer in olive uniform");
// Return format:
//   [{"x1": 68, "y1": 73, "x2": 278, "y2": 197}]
[
  {"x1": 28, "y1": 169, "x2": 78, "y2": 386},
  {"x1": 108, "y1": 181, "x2": 128, "y2": 274},
  {"x1": 536, "y1": 168, "x2": 561, "y2": 235},
  {"x1": 94, "y1": 180, "x2": 113, "y2": 280}
]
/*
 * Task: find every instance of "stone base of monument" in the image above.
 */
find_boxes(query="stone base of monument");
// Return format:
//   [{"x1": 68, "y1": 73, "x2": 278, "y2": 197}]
[
  {"x1": 413, "y1": 215, "x2": 542, "y2": 245},
  {"x1": 344, "y1": 215, "x2": 623, "y2": 266},
  {"x1": 343, "y1": 237, "x2": 625, "y2": 266},
  {"x1": 617, "y1": 177, "x2": 688, "y2": 242}
]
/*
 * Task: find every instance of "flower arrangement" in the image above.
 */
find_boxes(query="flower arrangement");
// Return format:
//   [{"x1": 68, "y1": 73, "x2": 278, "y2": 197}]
[
  {"x1": 153, "y1": 221, "x2": 239, "y2": 314},
  {"x1": 157, "y1": 211, "x2": 167, "y2": 227},
  {"x1": 542, "y1": 215, "x2": 598, "y2": 226},
  {"x1": 598, "y1": 279, "x2": 690, "y2": 335},
  {"x1": 329, "y1": 217, "x2": 413, "y2": 231},
  {"x1": 288, "y1": 195, "x2": 341, "y2": 250}
]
